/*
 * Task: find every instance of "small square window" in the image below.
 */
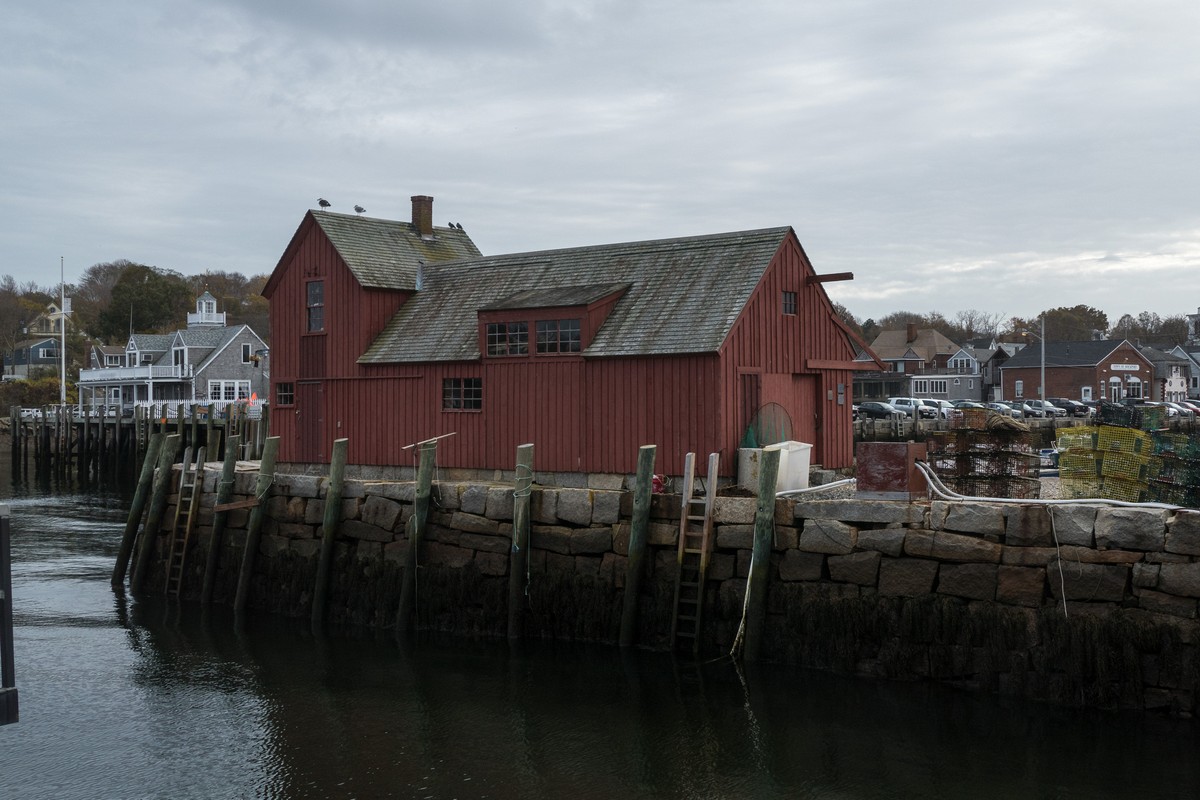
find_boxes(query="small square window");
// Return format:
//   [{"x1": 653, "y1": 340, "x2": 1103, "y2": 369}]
[
  {"x1": 443, "y1": 377, "x2": 482, "y2": 410},
  {"x1": 781, "y1": 291, "x2": 797, "y2": 315},
  {"x1": 276, "y1": 382, "x2": 295, "y2": 405},
  {"x1": 486, "y1": 322, "x2": 528, "y2": 356}
]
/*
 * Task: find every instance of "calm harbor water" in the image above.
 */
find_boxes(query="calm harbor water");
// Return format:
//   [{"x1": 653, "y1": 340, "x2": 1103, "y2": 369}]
[{"x1": 1, "y1": 470, "x2": 1199, "y2": 799}]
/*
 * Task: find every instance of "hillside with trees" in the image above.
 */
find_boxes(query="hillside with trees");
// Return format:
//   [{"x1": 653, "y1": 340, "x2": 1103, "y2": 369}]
[{"x1": 0, "y1": 261, "x2": 269, "y2": 409}]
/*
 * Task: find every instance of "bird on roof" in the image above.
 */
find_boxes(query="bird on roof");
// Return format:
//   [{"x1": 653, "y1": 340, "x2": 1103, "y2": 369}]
[
  {"x1": 317, "y1": 198, "x2": 331, "y2": 209},
  {"x1": 354, "y1": 205, "x2": 366, "y2": 214},
  {"x1": 455, "y1": 223, "x2": 464, "y2": 231}
]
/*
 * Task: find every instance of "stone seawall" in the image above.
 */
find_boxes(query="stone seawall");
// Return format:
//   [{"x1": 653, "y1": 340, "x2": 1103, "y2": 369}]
[{"x1": 145, "y1": 466, "x2": 1200, "y2": 716}]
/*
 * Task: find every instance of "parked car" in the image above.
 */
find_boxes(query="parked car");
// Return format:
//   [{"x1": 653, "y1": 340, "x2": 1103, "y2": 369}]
[
  {"x1": 1179, "y1": 399, "x2": 1200, "y2": 414},
  {"x1": 1150, "y1": 401, "x2": 1185, "y2": 418},
  {"x1": 985, "y1": 402, "x2": 1017, "y2": 417},
  {"x1": 858, "y1": 401, "x2": 902, "y2": 419},
  {"x1": 887, "y1": 397, "x2": 937, "y2": 419},
  {"x1": 1015, "y1": 401, "x2": 1050, "y2": 418},
  {"x1": 1164, "y1": 401, "x2": 1195, "y2": 418},
  {"x1": 920, "y1": 399, "x2": 955, "y2": 419},
  {"x1": 1024, "y1": 399, "x2": 1065, "y2": 417},
  {"x1": 952, "y1": 400, "x2": 986, "y2": 409},
  {"x1": 1047, "y1": 398, "x2": 1088, "y2": 417}
]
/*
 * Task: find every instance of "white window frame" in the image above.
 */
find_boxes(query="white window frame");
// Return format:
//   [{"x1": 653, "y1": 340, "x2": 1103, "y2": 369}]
[{"x1": 209, "y1": 380, "x2": 251, "y2": 401}]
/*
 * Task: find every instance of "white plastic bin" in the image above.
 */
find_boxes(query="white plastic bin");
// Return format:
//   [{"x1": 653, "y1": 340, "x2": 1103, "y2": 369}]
[{"x1": 738, "y1": 441, "x2": 813, "y2": 493}]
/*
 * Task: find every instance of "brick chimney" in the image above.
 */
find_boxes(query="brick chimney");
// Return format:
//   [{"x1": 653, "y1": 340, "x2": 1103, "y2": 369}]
[
  {"x1": 906, "y1": 323, "x2": 918, "y2": 343},
  {"x1": 411, "y1": 195, "x2": 434, "y2": 238}
]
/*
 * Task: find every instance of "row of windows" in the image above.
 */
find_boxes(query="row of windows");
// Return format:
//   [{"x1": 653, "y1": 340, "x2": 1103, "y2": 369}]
[
  {"x1": 209, "y1": 380, "x2": 252, "y2": 401},
  {"x1": 486, "y1": 320, "x2": 581, "y2": 356},
  {"x1": 911, "y1": 379, "x2": 948, "y2": 395}
]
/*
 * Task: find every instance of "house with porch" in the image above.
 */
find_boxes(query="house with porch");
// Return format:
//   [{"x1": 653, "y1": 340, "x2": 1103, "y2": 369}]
[
  {"x1": 76, "y1": 292, "x2": 269, "y2": 413},
  {"x1": 998, "y1": 339, "x2": 1154, "y2": 403},
  {"x1": 263, "y1": 196, "x2": 878, "y2": 477},
  {"x1": 854, "y1": 326, "x2": 963, "y2": 401}
]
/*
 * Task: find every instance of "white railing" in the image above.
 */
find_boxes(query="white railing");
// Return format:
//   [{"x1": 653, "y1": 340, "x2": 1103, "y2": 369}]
[
  {"x1": 78, "y1": 365, "x2": 193, "y2": 383},
  {"x1": 132, "y1": 398, "x2": 266, "y2": 420},
  {"x1": 187, "y1": 310, "x2": 226, "y2": 326}
]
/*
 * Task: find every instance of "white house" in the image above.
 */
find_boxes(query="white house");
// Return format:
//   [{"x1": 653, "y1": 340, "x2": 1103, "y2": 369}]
[{"x1": 77, "y1": 292, "x2": 269, "y2": 413}]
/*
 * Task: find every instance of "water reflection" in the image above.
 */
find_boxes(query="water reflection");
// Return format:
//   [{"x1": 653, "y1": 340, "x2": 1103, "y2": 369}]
[{"x1": 1, "y1": 469, "x2": 1198, "y2": 799}]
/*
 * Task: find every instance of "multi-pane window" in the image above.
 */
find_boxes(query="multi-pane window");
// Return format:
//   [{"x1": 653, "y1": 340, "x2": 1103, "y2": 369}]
[
  {"x1": 306, "y1": 280, "x2": 325, "y2": 333},
  {"x1": 1015, "y1": 380, "x2": 1024, "y2": 398},
  {"x1": 535, "y1": 319, "x2": 581, "y2": 354},
  {"x1": 486, "y1": 322, "x2": 528, "y2": 356},
  {"x1": 209, "y1": 380, "x2": 251, "y2": 401},
  {"x1": 443, "y1": 378, "x2": 482, "y2": 410},
  {"x1": 276, "y1": 382, "x2": 295, "y2": 406},
  {"x1": 781, "y1": 291, "x2": 797, "y2": 315}
]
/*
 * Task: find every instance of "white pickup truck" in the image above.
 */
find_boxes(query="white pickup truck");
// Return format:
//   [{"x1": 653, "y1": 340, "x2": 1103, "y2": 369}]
[{"x1": 887, "y1": 397, "x2": 937, "y2": 419}]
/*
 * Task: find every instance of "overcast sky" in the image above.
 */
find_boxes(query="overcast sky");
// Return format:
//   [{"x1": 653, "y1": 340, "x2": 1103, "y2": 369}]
[{"x1": 4, "y1": 1, "x2": 1198, "y2": 327}]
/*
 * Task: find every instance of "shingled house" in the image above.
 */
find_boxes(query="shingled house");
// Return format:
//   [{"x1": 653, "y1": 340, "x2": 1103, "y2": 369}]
[{"x1": 263, "y1": 196, "x2": 873, "y2": 478}]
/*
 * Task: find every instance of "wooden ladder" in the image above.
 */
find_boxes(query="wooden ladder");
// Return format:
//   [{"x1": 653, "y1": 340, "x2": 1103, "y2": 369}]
[
  {"x1": 670, "y1": 451, "x2": 719, "y2": 654},
  {"x1": 165, "y1": 446, "x2": 205, "y2": 596}
]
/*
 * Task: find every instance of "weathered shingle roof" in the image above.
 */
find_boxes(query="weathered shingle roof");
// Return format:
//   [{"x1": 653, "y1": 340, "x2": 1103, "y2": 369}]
[
  {"x1": 311, "y1": 210, "x2": 482, "y2": 290},
  {"x1": 360, "y1": 227, "x2": 792, "y2": 363},
  {"x1": 1003, "y1": 339, "x2": 1128, "y2": 368},
  {"x1": 130, "y1": 334, "x2": 173, "y2": 352}
]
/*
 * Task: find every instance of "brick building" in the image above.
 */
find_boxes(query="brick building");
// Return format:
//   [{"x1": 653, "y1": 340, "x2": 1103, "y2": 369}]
[{"x1": 998, "y1": 339, "x2": 1154, "y2": 403}]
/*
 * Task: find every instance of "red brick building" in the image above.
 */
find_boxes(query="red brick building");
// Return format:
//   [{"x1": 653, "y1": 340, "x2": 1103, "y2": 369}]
[{"x1": 999, "y1": 339, "x2": 1154, "y2": 403}]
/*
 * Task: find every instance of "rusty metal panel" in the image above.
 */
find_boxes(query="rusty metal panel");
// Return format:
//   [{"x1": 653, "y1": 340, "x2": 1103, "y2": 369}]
[{"x1": 855, "y1": 441, "x2": 928, "y2": 500}]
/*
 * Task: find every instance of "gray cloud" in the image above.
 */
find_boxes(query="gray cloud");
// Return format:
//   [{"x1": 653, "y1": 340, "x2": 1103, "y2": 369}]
[{"x1": 2, "y1": 0, "x2": 1197, "y2": 327}]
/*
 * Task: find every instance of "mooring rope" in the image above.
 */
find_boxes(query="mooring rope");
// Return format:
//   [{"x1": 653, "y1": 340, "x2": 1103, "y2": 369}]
[
  {"x1": 1048, "y1": 506, "x2": 1069, "y2": 619},
  {"x1": 513, "y1": 462, "x2": 534, "y2": 596}
]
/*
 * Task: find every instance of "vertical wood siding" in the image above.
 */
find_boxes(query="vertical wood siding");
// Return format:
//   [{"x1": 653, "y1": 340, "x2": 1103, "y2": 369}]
[
  {"x1": 269, "y1": 225, "x2": 857, "y2": 471},
  {"x1": 719, "y1": 235, "x2": 857, "y2": 468}
]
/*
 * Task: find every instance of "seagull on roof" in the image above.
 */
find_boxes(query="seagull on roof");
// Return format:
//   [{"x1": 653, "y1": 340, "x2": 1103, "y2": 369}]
[
  {"x1": 318, "y1": 198, "x2": 331, "y2": 209},
  {"x1": 354, "y1": 205, "x2": 366, "y2": 214}
]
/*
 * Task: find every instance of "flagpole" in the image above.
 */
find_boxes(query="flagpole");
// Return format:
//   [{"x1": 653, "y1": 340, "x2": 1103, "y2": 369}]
[{"x1": 60, "y1": 257, "x2": 66, "y2": 405}]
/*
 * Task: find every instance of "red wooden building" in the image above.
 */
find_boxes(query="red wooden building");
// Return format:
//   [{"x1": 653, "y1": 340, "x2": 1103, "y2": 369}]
[{"x1": 263, "y1": 196, "x2": 875, "y2": 477}]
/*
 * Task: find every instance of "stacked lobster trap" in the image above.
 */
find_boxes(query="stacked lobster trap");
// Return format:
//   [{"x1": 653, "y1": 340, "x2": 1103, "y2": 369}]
[
  {"x1": 1057, "y1": 404, "x2": 1200, "y2": 507},
  {"x1": 927, "y1": 408, "x2": 1041, "y2": 499}
]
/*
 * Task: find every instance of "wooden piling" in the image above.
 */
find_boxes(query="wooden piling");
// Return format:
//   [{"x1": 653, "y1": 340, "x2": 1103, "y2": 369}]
[
  {"x1": 742, "y1": 447, "x2": 780, "y2": 663},
  {"x1": 200, "y1": 434, "x2": 240, "y2": 605},
  {"x1": 0, "y1": 506, "x2": 18, "y2": 725},
  {"x1": 111, "y1": 433, "x2": 166, "y2": 587},
  {"x1": 205, "y1": 410, "x2": 215, "y2": 462},
  {"x1": 311, "y1": 438, "x2": 349, "y2": 631},
  {"x1": 130, "y1": 434, "x2": 183, "y2": 593},
  {"x1": 620, "y1": 444, "x2": 657, "y2": 648},
  {"x1": 507, "y1": 443, "x2": 534, "y2": 640},
  {"x1": 232, "y1": 436, "x2": 280, "y2": 615},
  {"x1": 396, "y1": 442, "x2": 436, "y2": 636}
]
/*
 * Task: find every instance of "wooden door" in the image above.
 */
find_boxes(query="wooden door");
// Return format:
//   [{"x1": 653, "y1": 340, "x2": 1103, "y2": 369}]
[{"x1": 296, "y1": 381, "x2": 325, "y2": 463}]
